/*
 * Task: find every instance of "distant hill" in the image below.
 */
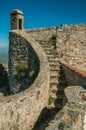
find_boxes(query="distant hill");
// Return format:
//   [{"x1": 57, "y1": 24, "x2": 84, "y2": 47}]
[{"x1": 0, "y1": 48, "x2": 8, "y2": 64}]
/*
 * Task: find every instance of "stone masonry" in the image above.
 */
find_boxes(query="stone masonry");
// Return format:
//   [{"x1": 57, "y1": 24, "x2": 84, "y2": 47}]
[
  {"x1": 11, "y1": 9, "x2": 24, "y2": 30},
  {"x1": 9, "y1": 32, "x2": 40, "y2": 93}
]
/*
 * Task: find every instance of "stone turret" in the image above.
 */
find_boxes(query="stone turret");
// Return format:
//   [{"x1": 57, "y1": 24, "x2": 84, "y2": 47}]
[{"x1": 11, "y1": 9, "x2": 24, "y2": 30}]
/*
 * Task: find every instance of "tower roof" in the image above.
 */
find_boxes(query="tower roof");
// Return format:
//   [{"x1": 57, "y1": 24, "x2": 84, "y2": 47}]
[{"x1": 11, "y1": 9, "x2": 23, "y2": 15}]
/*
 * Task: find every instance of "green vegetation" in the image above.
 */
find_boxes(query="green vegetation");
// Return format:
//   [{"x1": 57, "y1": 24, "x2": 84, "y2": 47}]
[
  {"x1": 50, "y1": 83, "x2": 53, "y2": 88},
  {"x1": 48, "y1": 97, "x2": 54, "y2": 105},
  {"x1": 14, "y1": 61, "x2": 36, "y2": 81},
  {"x1": 29, "y1": 70, "x2": 35, "y2": 77},
  {"x1": 50, "y1": 35, "x2": 56, "y2": 43},
  {"x1": 50, "y1": 35, "x2": 57, "y2": 49},
  {"x1": 14, "y1": 61, "x2": 28, "y2": 79}
]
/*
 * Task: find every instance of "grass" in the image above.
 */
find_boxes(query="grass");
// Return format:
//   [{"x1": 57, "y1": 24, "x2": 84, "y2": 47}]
[
  {"x1": 29, "y1": 70, "x2": 35, "y2": 77},
  {"x1": 14, "y1": 61, "x2": 28, "y2": 79},
  {"x1": 48, "y1": 97, "x2": 54, "y2": 105}
]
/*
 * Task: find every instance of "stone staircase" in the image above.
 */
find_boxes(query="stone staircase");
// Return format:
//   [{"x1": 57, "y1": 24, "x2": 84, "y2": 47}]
[
  {"x1": 38, "y1": 41, "x2": 68, "y2": 107},
  {"x1": 40, "y1": 42, "x2": 58, "y2": 86}
]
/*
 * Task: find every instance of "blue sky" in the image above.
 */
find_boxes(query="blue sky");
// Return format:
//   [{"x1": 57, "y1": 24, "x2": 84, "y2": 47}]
[{"x1": 0, "y1": 0, "x2": 86, "y2": 49}]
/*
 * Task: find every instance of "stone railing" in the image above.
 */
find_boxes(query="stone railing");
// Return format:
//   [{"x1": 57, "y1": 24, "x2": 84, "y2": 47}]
[
  {"x1": 0, "y1": 30, "x2": 50, "y2": 130},
  {"x1": 61, "y1": 61, "x2": 86, "y2": 88}
]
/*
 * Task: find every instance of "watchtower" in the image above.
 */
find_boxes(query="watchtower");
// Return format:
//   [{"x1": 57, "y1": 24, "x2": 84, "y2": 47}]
[{"x1": 11, "y1": 9, "x2": 24, "y2": 30}]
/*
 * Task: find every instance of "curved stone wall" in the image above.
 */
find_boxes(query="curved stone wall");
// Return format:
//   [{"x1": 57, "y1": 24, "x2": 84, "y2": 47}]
[
  {"x1": 9, "y1": 32, "x2": 40, "y2": 93},
  {"x1": 0, "y1": 31, "x2": 50, "y2": 130}
]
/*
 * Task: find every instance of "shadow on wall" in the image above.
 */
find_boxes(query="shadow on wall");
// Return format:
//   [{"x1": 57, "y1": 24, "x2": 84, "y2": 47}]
[
  {"x1": 32, "y1": 64, "x2": 68, "y2": 130},
  {"x1": 13, "y1": 43, "x2": 40, "y2": 93},
  {"x1": 9, "y1": 32, "x2": 40, "y2": 94},
  {"x1": 61, "y1": 62, "x2": 86, "y2": 90},
  {"x1": 0, "y1": 64, "x2": 9, "y2": 96}
]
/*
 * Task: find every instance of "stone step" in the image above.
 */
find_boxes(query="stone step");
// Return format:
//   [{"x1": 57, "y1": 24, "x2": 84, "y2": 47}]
[
  {"x1": 50, "y1": 89, "x2": 58, "y2": 97},
  {"x1": 41, "y1": 45, "x2": 53, "y2": 50},
  {"x1": 50, "y1": 84, "x2": 58, "y2": 90},
  {"x1": 40, "y1": 43, "x2": 52, "y2": 47},
  {"x1": 49, "y1": 94, "x2": 57, "y2": 99},
  {"x1": 50, "y1": 90, "x2": 58, "y2": 98},
  {"x1": 47, "y1": 54, "x2": 55, "y2": 59},
  {"x1": 50, "y1": 75, "x2": 59, "y2": 79},
  {"x1": 49, "y1": 65, "x2": 59, "y2": 70},
  {"x1": 50, "y1": 82, "x2": 58, "y2": 87},
  {"x1": 50, "y1": 77, "x2": 58, "y2": 83},
  {"x1": 50, "y1": 71, "x2": 59, "y2": 75},
  {"x1": 50, "y1": 82, "x2": 58, "y2": 88},
  {"x1": 49, "y1": 58, "x2": 60, "y2": 63},
  {"x1": 49, "y1": 62, "x2": 60, "y2": 66},
  {"x1": 50, "y1": 68, "x2": 60, "y2": 72},
  {"x1": 49, "y1": 53, "x2": 59, "y2": 59},
  {"x1": 50, "y1": 71, "x2": 59, "y2": 76},
  {"x1": 50, "y1": 70, "x2": 59, "y2": 76},
  {"x1": 45, "y1": 51, "x2": 54, "y2": 55},
  {"x1": 43, "y1": 48, "x2": 53, "y2": 52},
  {"x1": 49, "y1": 61, "x2": 60, "y2": 68}
]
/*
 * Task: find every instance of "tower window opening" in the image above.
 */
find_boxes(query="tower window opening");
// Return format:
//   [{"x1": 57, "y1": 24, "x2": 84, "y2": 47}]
[{"x1": 19, "y1": 19, "x2": 22, "y2": 30}]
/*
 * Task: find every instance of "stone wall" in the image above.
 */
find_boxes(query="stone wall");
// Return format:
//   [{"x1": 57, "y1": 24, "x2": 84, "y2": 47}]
[
  {"x1": 0, "y1": 30, "x2": 50, "y2": 130},
  {"x1": 61, "y1": 62, "x2": 86, "y2": 88},
  {"x1": 56, "y1": 24, "x2": 86, "y2": 66},
  {"x1": 26, "y1": 24, "x2": 86, "y2": 66},
  {"x1": 9, "y1": 32, "x2": 40, "y2": 93}
]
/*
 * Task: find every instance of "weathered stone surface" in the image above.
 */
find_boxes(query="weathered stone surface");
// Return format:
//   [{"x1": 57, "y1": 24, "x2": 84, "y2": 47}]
[
  {"x1": 61, "y1": 62, "x2": 86, "y2": 88},
  {"x1": 11, "y1": 9, "x2": 24, "y2": 30}
]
